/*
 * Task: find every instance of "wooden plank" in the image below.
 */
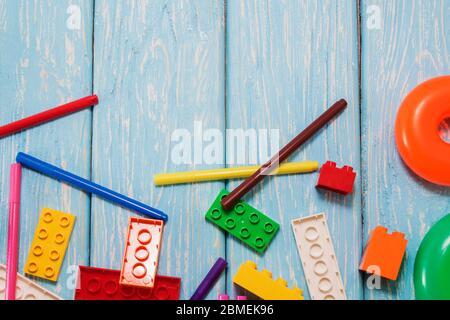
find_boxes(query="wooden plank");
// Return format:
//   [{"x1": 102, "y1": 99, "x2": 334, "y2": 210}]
[
  {"x1": 361, "y1": 0, "x2": 450, "y2": 299},
  {"x1": 91, "y1": 0, "x2": 225, "y2": 299},
  {"x1": 226, "y1": 0, "x2": 362, "y2": 299},
  {"x1": 0, "y1": 0, "x2": 93, "y2": 299}
]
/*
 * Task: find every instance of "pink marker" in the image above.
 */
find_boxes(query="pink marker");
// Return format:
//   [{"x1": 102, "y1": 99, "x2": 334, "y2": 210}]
[{"x1": 5, "y1": 164, "x2": 22, "y2": 300}]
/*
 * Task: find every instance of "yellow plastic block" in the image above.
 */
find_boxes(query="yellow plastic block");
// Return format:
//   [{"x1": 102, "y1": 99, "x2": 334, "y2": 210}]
[
  {"x1": 24, "y1": 208, "x2": 75, "y2": 282},
  {"x1": 233, "y1": 261, "x2": 304, "y2": 300}
]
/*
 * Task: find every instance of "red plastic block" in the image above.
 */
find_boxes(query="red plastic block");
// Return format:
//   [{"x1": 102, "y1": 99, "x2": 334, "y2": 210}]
[
  {"x1": 75, "y1": 266, "x2": 181, "y2": 300},
  {"x1": 316, "y1": 161, "x2": 356, "y2": 195},
  {"x1": 120, "y1": 217, "x2": 163, "y2": 288},
  {"x1": 359, "y1": 226, "x2": 408, "y2": 281}
]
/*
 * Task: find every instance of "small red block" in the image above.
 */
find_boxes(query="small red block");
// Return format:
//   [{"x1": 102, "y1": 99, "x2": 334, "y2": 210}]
[
  {"x1": 316, "y1": 161, "x2": 356, "y2": 195},
  {"x1": 75, "y1": 266, "x2": 181, "y2": 300}
]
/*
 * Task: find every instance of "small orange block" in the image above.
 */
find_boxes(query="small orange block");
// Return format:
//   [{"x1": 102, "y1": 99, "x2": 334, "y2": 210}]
[
  {"x1": 359, "y1": 226, "x2": 407, "y2": 281},
  {"x1": 120, "y1": 217, "x2": 163, "y2": 288}
]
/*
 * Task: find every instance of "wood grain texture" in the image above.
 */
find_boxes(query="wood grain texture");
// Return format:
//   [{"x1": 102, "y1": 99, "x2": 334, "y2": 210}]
[
  {"x1": 361, "y1": 0, "x2": 450, "y2": 299},
  {"x1": 0, "y1": 0, "x2": 93, "y2": 299},
  {"x1": 226, "y1": 0, "x2": 362, "y2": 299},
  {"x1": 2, "y1": 0, "x2": 449, "y2": 301},
  {"x1": 91, "y1": 0, "x2": 225, "y2": 299}
]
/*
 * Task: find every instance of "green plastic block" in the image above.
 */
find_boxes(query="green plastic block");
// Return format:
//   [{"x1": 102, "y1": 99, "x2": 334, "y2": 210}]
[{"x1": 205, "y1": 189, "x2": 280, "y2": 253}]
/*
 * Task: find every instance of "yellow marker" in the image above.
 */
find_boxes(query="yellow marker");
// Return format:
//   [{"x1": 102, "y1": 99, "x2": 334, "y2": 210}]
[
  {"x1": 154, "y1": 161, "x2": 318, "y2": 186},
  {"x1": 233, "y1": 261, "x2": 304, "y2": 300},
  {"x1": 24, "y1": 208, "x2": 75, "y2": 282}
]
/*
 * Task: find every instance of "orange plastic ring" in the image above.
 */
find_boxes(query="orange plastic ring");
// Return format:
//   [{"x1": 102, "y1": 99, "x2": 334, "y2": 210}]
[{"x1": 395, "y1": 76, "x2": 450, "y2": 186}]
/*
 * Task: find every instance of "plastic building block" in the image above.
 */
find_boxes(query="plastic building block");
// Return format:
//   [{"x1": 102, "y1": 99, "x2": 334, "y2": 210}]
[
  {"x1": 316, "y1": 161, "x2": 356, "y2": 195},
  {"x1": 120, "y1": 217, "x2": 163, "y2": 288},
  {"x1": 0, "y1": 264, "x2": 61, "y2": 300},
  {"x1": 359, "y1": 226, "x2": 408, "y2": 281},
  {"x1": 206, "y1": 189, "x2": 279, "y2": 253},
  {"x1": 291, "y1": 213, "x2": 346, "y2": 300},
  {"x1": 233, "y1": 261, "x2": 304, "y2": 300},
  {"x1": 75, "y1": 266, "x2": 180, "y2": 300},
  {"x1": 24, "y1": 208, "x2": 75, "y2": 281},
  {"x1": 190, "y1": 258, "x2": 227, "y2": 300}
]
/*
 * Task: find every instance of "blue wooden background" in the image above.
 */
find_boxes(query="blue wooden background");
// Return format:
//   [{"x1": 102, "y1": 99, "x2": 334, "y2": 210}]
[{"x1": 0, "y1": 0, "x2": 449, "y2": 300}]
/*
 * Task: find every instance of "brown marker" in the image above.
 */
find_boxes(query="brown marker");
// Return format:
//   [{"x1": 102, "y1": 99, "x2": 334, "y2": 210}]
[{"x1": 221, "y1": 99, "x2": 348, "y2": 211}]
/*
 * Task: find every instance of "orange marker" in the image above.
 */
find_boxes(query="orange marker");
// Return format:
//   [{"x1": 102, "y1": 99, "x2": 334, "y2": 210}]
[{"x1": 359, "y1": 226, "x2": 407, "y2": 281}]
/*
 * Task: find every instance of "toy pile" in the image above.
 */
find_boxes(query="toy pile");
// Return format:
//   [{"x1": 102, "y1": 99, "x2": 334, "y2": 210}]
[{"x1": 1, "y1": 75, "x2": 450, "y2": 300}]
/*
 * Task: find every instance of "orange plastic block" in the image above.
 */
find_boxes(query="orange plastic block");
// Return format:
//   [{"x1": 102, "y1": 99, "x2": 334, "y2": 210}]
[
  {"x1": 359, "y1": 226, "x2": 408, "y2": 281},
  {"x1": 24, "y1": 208, "x2": 75, "y2": 281},
  {"x1": 120, "y1": 217, "x2": 163, "y2": 288}
]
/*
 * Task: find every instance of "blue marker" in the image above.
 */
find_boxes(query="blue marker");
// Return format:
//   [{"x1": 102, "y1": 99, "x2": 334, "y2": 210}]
[{"x1": 16, "y1": 152, "x2": 168, "y2": 222}]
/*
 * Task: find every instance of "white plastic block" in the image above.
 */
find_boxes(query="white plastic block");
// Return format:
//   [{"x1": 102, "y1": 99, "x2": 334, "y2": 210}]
[
  {"x1": 291, "y1": 213, "x2": 346, "y2": 300},
  {"x1": 0, "y1": 264, "x2": 62, "y2": 300}
]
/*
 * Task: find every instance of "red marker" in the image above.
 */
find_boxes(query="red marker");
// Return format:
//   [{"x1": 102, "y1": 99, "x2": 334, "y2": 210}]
[{"x1": 0, "y1": 95, "x2": 99, "y2": 138}]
